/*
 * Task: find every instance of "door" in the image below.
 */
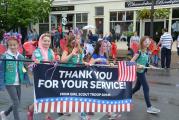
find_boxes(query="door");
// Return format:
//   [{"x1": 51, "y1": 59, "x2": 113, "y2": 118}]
[
  {"x1": 95, "y1": 18, "x2": 103, "y2": 36},
  {"x1": 144, "y1": 21, "x2": 165, "y2": 36}
]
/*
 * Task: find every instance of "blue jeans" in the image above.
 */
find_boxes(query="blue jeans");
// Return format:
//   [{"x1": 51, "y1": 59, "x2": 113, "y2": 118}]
[{"x1": 132, "y1": 72, "x2": 151, "y2": 108}]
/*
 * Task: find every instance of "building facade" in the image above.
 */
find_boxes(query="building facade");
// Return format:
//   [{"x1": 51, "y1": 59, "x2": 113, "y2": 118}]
[{"x1": 38, "y1": 0, "x2": 179, "y2": 39}]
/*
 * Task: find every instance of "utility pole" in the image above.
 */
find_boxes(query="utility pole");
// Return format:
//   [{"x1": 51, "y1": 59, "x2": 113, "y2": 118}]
[{"x1": 150, "y1": 0, "x2": 155, "y2": 38}]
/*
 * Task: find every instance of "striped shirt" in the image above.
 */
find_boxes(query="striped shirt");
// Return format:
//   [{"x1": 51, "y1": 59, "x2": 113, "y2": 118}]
[{"x1": 160, "y1": 32, "x2": 173, "y2": 49}]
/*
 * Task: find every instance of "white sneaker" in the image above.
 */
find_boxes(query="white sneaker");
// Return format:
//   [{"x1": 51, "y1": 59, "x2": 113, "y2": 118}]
[
  {"x1": 147, "y1": 106, "x2": 160, "y2": 114},
  {"x1": 0, "y1": 111, "x2": 8, "y2": 120}
]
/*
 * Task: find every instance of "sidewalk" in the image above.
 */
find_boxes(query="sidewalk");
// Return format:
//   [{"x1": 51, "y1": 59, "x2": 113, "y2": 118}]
[{"x1": 116, "y1": 41, "x2": 177, "y2": 51}]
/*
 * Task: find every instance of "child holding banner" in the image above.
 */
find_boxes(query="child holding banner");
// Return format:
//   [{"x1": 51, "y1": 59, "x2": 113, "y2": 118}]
[
  {"x1": 90, "y1": 40, "x2": 109, "y2": 65},
  {"x1": 27, "y1": 33, "x2": 58, "y2": 120},
  {"x1": 61, "y1": 34, "x2": 84, "y2": 66},
  {"x1": 90, "y1": 40, "x2": 119, "y2": 119},
  {"x1": 131, "y1": 36, "x2": 160, "y2": 114},
  {"x1": 0, "y1": 33, "x2": 30, "y2": 120}
]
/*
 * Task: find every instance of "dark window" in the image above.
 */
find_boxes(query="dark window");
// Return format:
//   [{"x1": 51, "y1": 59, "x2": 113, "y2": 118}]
[
  {"x1": 173, "y1": 8, "x2": 179, "y2": 18},
  {"x1": 95, "y1": 7, "x2": 104, "y2": 16},
  {"x1": 110, "y1": 12, "x2": 117, "y2": 21},
  {"x1": 118, "y1": 12, "x2": 125, "y2": 21},
  {"x1": 126, "y1": 11, "x2": 133, "y2": 20},
  {"x1": 76, "y1": 13, "x2": 81, "y2": 22},
  {"x1": 82, "y1": 13, "x2": 88, "y2": 22}
]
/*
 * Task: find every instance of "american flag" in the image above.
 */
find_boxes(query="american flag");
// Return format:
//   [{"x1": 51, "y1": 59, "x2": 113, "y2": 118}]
[
  {"x1": 118, "y1": 61, "x2": 136, "y2": 82},
  {"x1": 34, "y1": 97, "x2": 132, "y2": 113}
]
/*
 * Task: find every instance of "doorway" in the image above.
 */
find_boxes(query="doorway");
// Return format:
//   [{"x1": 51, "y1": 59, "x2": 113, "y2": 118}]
[
  {"x1": 144, "y1": 21, "x2": 166, "y2": 37},
  {"x1": 95, "y1": 18, "x2": 103, "y2": 36}
]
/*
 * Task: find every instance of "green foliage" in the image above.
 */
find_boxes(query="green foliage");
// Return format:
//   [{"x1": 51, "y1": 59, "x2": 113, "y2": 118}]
[
  {"x1": 137, "y1": 8, "x2": 151, "y2": 20},
  {"x1": 0, "y1": 0, "x2": 52, "y2": 31},
  {"x1": 154, "y1": 8, "x2": 170, "y2": 19},
  {"x1": 123, "y1": 31, "x2": 134, "y2": 37},
  {"x1": 137, "y1": 8, "x2": 170, "y2": 20}
]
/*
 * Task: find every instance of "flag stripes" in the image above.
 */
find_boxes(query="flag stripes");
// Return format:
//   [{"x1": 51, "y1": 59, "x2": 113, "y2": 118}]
[
  {"x1": 35, "y1": 97, "x2": 132, "y2": 113},
  {"x1": 118, "y1": 61, "x2": 136, "y2": 82}
]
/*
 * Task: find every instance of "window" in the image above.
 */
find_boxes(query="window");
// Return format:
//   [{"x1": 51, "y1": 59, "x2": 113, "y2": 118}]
[
  {"x1": 110, "y1": 12, "x2": 117, "y2": 21},
  {"x1": 95, "y1": 7, "x2": 104, "y2": 16},
  {"x1": 126, "y1": 11, "x2": 133, "y2": 20},
  {"x1": 118, "y1": 12, "x2": 125, "y2": 21},
  {"x1": 110, "y1": 11, "x2": 136, "y2": 40},
  {"x1": 173, "y1": 8, "x2": 179, "y2": 18},
  {"x1": 82, "y1": 13, "x2": 88, "y2": 22},
  {"x1": 76, "y1": 13, "x2": 81, "y2": 22},
  {"x1": 76, "y1": 13, "x2": 88, "y2": 29}
]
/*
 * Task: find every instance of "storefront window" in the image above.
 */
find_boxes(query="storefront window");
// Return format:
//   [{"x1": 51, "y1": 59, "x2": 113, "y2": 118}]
[
  {"x1": 118, "y1": 12, "x2": 125, "y2": 21},
  {"x1": 110, "y1": 11, "x2": 134, "y2": 37},
  {"x1": 172, "y1": 8, "x2": 179, "y2": 18},
  {"x1": 126, "y1": 11, "x2": 133, "y2": 20},
  {"x1": 110, "y1": 12, "x2": 117, "y2": 21}
]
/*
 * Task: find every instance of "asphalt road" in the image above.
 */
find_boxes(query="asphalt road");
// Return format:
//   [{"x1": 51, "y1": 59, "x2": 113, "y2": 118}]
[{"x1": 0, "y1": 68, "x2": 179, "y2": 120}]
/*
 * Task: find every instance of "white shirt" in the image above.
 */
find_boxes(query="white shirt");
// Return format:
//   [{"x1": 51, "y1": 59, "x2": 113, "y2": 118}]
[
  {"x1": 7, "y1": 50, "x2": 20, "y2": 85},
  {"x1": 115, "y1": 25, "x2": 121, "y2": 34}
]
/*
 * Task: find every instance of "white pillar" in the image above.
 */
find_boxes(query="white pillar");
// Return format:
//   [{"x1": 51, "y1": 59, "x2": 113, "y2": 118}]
[
  {"x1": 168, "y1": 8, "x2": 172, "y2": 34},
  {"x1": 133, "y1": 11, "x2": 137, "y2": 32},
  {"x1": 104, "y1": 8, "x2": 109, "y2": 35},
  {"x1": 74, "y1": 14, "x2": 76, "y2": 28},
  {"x1": 139, "y1": 20, "x2": 143, "y2": 37}
]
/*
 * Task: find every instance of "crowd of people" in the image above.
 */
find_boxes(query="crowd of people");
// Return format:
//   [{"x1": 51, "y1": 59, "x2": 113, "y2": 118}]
[{"x1": 0, "y1": 26, "x2": 178, "y2": 120}]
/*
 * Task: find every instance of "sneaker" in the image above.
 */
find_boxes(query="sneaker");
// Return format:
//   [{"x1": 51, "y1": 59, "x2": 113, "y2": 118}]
[
  {"x1": 0, "y1": 111, "x2": 8, "y2": 120},
  {"x1": 80, "y1": 112, "x2": 90, "y2": 120},
  {"x1": 45, "y1": 116, "x2": 54, "y2": 120},
  {"x1": 147, "y1": 106, "x2": 160, "y2": 114},
  {"x1": 108, "y1": 113, "x2": 121, "y2": 120}
]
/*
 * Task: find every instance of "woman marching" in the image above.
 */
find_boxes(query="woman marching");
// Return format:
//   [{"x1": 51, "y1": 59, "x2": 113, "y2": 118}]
[
  {"x1": 0, "y1": 32, "x2": 30, "y2": 120},
  {"x1": 27, "y1": 33, "x2": 59, "y2": 120},
  {"x1": 131, "y1": 36, "x2": 160, "y2": 114}
]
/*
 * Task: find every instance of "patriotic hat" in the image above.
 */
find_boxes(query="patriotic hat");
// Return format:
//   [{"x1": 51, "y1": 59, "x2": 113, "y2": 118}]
[{"x1": 3, "y1": 32, "x2": 22, "y2": 44}]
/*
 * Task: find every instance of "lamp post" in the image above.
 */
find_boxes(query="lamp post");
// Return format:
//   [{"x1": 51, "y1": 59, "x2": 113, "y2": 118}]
[{"x1": 150, "y1": 0, "x2": 155, "y2": 38}]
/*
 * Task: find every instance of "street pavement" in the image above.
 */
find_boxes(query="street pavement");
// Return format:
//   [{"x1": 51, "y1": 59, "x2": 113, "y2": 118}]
[{"x1": 0, "y1": 41, "x2": 179, "y2": 120}]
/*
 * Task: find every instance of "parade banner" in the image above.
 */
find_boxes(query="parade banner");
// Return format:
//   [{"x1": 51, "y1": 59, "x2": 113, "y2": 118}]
[{"x1": 33, "y1": 61, "x2": 136, "y2": 113}]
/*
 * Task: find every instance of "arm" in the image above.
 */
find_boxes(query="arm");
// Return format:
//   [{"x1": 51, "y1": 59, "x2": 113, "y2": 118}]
[
  {"x1": 61, "y1": 47, "x2": 78, "y2": 63},
  {"x1": 89, "y1": 57, "x2": 102, "y2": 64}
]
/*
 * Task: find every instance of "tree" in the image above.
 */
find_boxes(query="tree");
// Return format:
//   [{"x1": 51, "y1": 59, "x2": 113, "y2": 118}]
[{"x1": 0, "y1": 0, "x2": 53, "y2": 31}]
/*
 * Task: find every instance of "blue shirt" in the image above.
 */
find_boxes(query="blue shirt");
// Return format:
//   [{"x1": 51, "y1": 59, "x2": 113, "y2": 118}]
[{"x1": 92, "y1": 54, "x2": 107, "y2": 64}]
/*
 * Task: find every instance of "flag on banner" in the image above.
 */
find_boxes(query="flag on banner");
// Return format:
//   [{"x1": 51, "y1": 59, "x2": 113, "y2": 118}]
[
  {"x1": 118, "y1": 61, "x2": 136, "y2": 82},
  {"x1": 35, "y1": 97, "x2": 132, "y2": 113}
]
